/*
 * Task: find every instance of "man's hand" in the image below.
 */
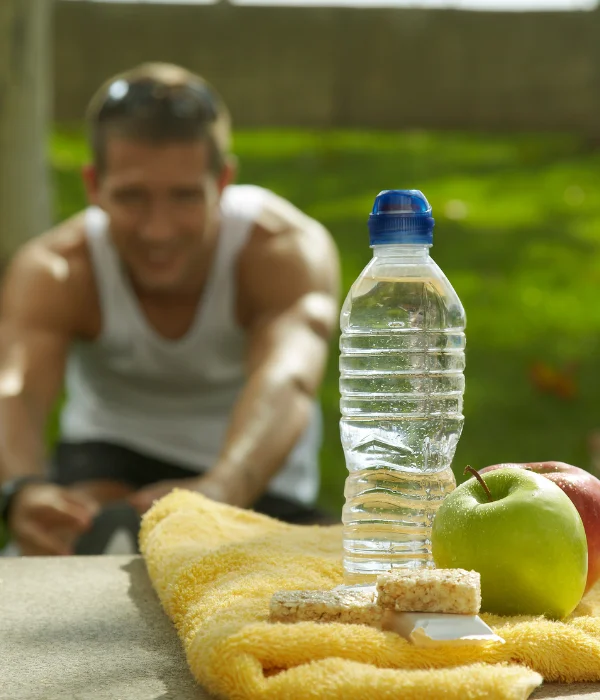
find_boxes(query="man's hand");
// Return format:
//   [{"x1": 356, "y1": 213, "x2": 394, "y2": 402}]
[
  {"x1": 127, "y1": 476, "x2": 227, "y2": 515},
  {"x1": 8, "y1": 483, "x2": 99, "y2": 556}
]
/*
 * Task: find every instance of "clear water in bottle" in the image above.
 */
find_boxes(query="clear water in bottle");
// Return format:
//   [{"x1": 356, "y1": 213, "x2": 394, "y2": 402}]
[{"x1": 340, "y1": 190, "x2": 466, "y2": 582}]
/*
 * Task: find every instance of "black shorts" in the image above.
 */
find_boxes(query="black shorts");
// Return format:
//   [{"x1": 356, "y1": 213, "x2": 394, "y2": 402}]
[{"x1": 52, "y1": 441, "x2": 335, "y2": 525}]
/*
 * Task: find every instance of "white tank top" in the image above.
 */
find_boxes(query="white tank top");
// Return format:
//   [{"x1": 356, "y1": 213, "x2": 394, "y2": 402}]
[{"x1": 60, "y1": 184, "x2": 321, "y2": 505}]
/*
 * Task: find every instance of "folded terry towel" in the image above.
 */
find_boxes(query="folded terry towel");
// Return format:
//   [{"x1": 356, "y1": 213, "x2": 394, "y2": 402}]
[{"x1": 140, "y1": 490, "x2": 600, "y2": 700}]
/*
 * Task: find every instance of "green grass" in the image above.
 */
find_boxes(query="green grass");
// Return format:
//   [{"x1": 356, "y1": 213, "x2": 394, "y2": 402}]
[{"x1": 51, "y1": 128, "x2": 600, "y2": 516}]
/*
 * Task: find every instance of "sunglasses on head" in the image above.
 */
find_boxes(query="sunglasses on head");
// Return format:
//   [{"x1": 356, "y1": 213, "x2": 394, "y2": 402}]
[{"x1": 97, "y1": 78, "x2": 219, "y2": 123}]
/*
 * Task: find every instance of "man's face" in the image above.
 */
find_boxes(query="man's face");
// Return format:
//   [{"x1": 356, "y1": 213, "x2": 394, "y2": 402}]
[{"x1": 85, "y1": 137, "x2": 230, "y2": 294}]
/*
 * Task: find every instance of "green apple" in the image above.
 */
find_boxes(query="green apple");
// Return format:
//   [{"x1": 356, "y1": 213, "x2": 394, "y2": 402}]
[{"x1": 431, "y1": 467, "x2": 587, "y2": 619}]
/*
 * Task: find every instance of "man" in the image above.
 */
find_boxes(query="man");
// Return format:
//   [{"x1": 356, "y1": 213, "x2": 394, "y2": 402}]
[{"x1": 0, "y1": 63, "x2": 340, "y2": 556}]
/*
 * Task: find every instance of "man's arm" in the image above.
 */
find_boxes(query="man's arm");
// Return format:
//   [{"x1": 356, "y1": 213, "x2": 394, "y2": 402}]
[
  {"x1": 0, "y1": 240, "x2": 97, "y2": 553},
  {"x1": 0, "y1": 246, "x2": 71, "y2": 480},
  {"x1": 199, "y1": 201, "x2": 340, "y2": 507}
]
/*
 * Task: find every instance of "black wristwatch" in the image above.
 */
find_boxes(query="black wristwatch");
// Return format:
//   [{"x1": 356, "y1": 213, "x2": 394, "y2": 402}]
[{"x1": 0, "y1": 476, "x2": 49, "y2": 528}]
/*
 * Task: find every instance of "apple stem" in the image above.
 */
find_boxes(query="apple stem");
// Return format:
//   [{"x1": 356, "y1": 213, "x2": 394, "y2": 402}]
[{"x1": 464, "y1": 465, "x2": 494, "y2": 503}]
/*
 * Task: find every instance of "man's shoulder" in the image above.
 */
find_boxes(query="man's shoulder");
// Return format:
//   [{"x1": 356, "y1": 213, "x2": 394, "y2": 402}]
[
  {"x1": 43, "y1": 210, "x2": 89, "y2": 254},
  {"x1": 243, "y1": 186, "x2": 335, "y2": 268},
  {"x1": 235, "y1": 187, "x2": 340, "y2": 322},
  {"x1": 1, "y1": 212, "x2": 98, "y2": 333},
  {"x1": 223, "y1": 184, "x2": 316, "y2": 237},
  {"x1": 226, "y1": 185, "x2": 314, "y2": 234},
  {"x1": 7, "y1": 214, "x2": 93, "y2": 291}
]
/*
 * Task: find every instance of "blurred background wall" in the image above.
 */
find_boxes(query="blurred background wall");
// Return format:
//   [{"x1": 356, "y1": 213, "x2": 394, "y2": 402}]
[{"x1": 54, "y1": 1, "x2": 600, "y2": 134}]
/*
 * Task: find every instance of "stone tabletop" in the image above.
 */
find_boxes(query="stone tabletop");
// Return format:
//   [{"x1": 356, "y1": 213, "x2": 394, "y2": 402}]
[
  {"x1": 0, "y1": 555, "x2": 206, "y2": 699},
  {"x1": 0, "y1": 555, "x2": 599, "y2": 700}
]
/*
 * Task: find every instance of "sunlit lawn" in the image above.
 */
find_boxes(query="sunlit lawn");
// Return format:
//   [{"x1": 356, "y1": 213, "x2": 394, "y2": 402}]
[{"x1": 51, "y1": 128, "x2": 600, "y2": 515}]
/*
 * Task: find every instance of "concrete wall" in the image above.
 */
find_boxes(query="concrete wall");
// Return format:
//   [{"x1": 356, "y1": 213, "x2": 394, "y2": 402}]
[{"x1": 54, "y1": 1, "x2": 600, "y2": 134}]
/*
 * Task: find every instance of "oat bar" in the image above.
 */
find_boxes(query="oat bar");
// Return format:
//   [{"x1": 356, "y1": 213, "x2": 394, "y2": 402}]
[
  {"x1": 376, "y1": 568, "x2": 481, "y2": 615},
  {"x1": 269, "y1": 587, "x2": 382, "y2": 626}
]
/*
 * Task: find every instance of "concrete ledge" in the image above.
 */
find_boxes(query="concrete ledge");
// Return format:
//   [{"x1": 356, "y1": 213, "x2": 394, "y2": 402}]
[{"x1": 0, "y1": 555, "x2": 208, "y2": 699}]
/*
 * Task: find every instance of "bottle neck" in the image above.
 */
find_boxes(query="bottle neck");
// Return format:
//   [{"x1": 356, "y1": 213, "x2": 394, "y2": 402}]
[{"x1": 371, "y1": 244, "x2": 431, "y2": 261}]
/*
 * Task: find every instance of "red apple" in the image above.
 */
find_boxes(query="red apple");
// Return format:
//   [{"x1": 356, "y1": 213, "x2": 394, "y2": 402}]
[{"x1": 479, "y1": 462, "x2": 600, "y2": 593}]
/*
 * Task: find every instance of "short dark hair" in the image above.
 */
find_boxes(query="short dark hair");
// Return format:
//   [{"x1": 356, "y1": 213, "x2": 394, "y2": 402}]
[{"x1": 86, "y1": 63, "x2": 231, "y2": 175}]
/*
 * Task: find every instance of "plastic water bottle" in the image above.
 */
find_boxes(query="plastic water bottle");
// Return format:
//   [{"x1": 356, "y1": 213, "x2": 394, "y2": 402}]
[{"x1": 340, "y1": 190, "x2": 466, "y2": 582}]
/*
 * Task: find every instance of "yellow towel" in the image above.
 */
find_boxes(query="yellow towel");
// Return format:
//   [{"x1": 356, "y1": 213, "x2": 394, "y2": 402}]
[{"x1": 140, "y1": 489, "x2": 600, "y2": 700}]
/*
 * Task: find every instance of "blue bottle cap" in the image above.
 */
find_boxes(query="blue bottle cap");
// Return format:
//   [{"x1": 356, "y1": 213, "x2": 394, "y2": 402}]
[{"x1": 368, "y1": 190, "x2": 434, "y2": 245}]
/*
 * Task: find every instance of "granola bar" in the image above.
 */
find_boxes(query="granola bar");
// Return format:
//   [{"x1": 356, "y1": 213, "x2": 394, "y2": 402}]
[
  {"x1": 269, "y1": 587, "x2": 382, "y2": 626},
  {"x1": 376, "y1": 568, "x2": 481, "y2": 615}
]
